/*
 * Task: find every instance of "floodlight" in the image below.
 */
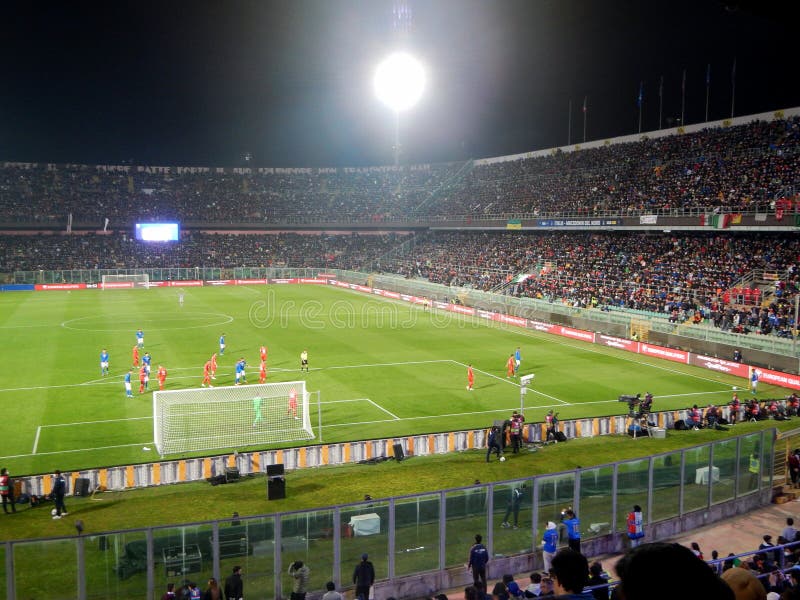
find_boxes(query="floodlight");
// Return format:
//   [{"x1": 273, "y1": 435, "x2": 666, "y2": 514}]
[{"x1": 374, "y1": 52, "x2": 425, "y2": 112}]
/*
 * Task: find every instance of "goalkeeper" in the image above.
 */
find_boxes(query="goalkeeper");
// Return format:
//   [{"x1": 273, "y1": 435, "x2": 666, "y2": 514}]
[{"x1": 253, "y1": 396, "x2": 263, "y2": 427}]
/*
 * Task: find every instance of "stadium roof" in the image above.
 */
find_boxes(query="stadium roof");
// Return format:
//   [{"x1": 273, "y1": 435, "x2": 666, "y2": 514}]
[{"x1": 2, "y1": 0, "x2": 798, "y2": 168}]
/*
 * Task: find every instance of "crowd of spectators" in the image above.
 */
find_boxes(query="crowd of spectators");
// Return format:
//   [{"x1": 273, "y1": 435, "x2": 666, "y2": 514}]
[
  {"x1": 387, "y1": 231, "x2": 800, "y2": 335},
  {"x1": 0, "y1": 231, "x2": 409, "y2": 271},
  {"x1": 0, "y1": 116, "x2": 797, "y2": 224}
]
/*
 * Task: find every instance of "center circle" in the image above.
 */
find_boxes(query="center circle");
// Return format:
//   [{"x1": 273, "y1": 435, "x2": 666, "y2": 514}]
[{"x1": 61, "y1": 312, "x2": 234, "y2": 332}]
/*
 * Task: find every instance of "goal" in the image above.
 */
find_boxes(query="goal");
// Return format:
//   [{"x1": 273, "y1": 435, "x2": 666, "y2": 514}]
[
  {"x1": 153, "y1": 381, "x2": 314, "y2": 456},
  {"x1": 101, "y1": 273, "x2": 150, "y2": 289}
]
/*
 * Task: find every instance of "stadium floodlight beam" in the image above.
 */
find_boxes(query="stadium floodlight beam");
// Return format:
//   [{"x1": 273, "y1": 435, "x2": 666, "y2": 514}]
[{"x1": 374, "y1": 52, "x2": 426, "y2": 164}]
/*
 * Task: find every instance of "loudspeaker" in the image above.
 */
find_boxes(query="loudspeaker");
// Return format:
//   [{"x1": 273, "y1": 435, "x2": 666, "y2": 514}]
[
  {"x1": 393, "y1": 443, "x2": 405, "y2": 462},
  {"x1": 73, "y1": 478, "x2": 91, "y2": 497},
  {"x1": 555, "y1": 431, "x2": 567, "y2": 443},
  {"x1": 673, "y1": 419, "x2": 687, "y2": 431},
  {"x1": 266, "y1": 463, "x2": 285, "y2": 477},
  {"x1": 267, "y1": 478, "x2": 286, "y2": 500},
  {"x1": 225, "y1": 467, "x2": 240, "y2": 483}
]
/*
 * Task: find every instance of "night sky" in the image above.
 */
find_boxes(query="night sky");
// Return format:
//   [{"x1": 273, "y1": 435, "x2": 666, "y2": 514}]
[{"x1": 1, "y1": 0, "x2": 798, "y2": 167}]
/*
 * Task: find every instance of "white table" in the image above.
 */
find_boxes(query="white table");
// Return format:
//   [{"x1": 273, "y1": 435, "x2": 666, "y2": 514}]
[
  {"x1": 695, "y1": 466, "x2": 720, "y2": 485},
  {"x1": 349, "y1": 513, "x2": 381, "y2": 536}
]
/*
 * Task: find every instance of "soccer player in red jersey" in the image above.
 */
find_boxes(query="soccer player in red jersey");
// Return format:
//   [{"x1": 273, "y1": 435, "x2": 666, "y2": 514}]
[
  {"x1": 202, "y1": 360, "x2": 213, "y2": 387},
  {"x1": 157, "y1": 365, "x2": 167, "y2": 390},
  {"x1": 260, "y1": 345, "x2": 268, "y2": 363},
  {"x1": 138, "y1": 365, "x2": 148, "y2": 394},
  {"x1": 467, "y1": 364, "x2": 474, "y2": 391},
  {"x1": 259, "y1": 360, "x2": 267, "y2": 384},
  {"x1": 132, "y1": 345, "x2": 140, "y2": 367},
  {"x1": 210, "y1": 353, "x2": 218, "y2": 380},
  {"x1": 506, "y1": 354, "x2": 515, "y2": 378},
  {"x1": 287, "y1": 387, "x2": 298, "y2": 419}
]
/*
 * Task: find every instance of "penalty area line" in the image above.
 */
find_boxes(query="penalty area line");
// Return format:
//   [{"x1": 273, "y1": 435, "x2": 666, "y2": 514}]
[
  {"x1": 366, "y1": 398, "x2": 400, "y2": 420},
  {"x1": 1, "y1": 441, "x2": 154, "y2": 461}
]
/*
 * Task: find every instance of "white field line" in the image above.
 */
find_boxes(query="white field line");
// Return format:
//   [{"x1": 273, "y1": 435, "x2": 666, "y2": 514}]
[
  {"x1": 1, "y1": 442, "x2": 154, "y2": 461},
  {"x1": 449, "y1": 359, "x2": 569, "y2": 405},
  {"x1": 32, "y1": 426, "x2": 41, "y2": 455},
  {"x1": 367, "y1": 398, "x2": 400, "y2": 420},
  {"x1": 43, "y1": 416, "x2": 153, "y2": 428}
]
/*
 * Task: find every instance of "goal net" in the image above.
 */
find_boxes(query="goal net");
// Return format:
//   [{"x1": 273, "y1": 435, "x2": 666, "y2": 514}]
[
  {"x1": 153, "y1": 381, "x2": 314, "y2": 456},
  {"x1": 101, "y1": 273, "x2": 150, "y2": 289}
]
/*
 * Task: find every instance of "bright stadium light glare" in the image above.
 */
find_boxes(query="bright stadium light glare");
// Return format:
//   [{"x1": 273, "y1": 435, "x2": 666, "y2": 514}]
[{"x1": 374, "y1": 52, "x2": 426, "y2": 112}]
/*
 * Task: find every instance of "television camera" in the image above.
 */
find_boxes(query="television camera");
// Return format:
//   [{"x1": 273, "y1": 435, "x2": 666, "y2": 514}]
[{"x1": 619, "y1": 394, "x2": 642, "y2": 417}]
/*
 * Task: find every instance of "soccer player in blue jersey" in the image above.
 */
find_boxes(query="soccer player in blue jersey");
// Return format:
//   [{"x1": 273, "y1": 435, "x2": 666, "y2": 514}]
[
  {"x1": 219, "y1": 333, "x2": 226, "y2": 356},
  {"x1": 142, "y1": 352, "x2": 152, "y2": 374},
  {"x1": 99, "y1": 349, "x2": 109, "y2": 376},
  {"x1": 234, "y1": 359, "x2": 244, "y2": 385},
  {"x1": 124, "y1": 369, "x2": 133, "y2": 398},
  {"x1": 514, "y1": 347, "x2": 522, "y2": 374},
  {"x1": 136, "y1": 328, "x2": 144, "y2": 349}
]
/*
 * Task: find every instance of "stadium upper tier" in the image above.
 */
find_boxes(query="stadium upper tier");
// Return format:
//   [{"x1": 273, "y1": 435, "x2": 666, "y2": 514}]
[{"x1": 1, "y1": 114, "x2": 797, "y2": 226}]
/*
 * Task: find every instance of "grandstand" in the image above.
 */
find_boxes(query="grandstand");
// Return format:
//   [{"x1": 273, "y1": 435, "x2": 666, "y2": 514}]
[{"x1": 1, "y1": 109, "x2": 799, "y2": 600}]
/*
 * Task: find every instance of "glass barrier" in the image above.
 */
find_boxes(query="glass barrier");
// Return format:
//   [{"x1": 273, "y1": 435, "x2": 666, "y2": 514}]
[
  {"x1": 280, "y1": 510, "x2": 333, "y2": 598},
  {"x1": 150, "y1": 523, "x2": 215, "y2": 598},
  {"x1": 683, "y1": 445, "x2": 712, "y2": 513},
  {"x1": 738, "y1": 433, "x2": 763, "y2": 496},
  {"x1": 579, "y1": 466, "x2": 614, "y2": 540},
  {"x1": 711, "y1": 439, "x2": 738, "y2": 505},
  {"x1": 339, "y1": 502, "x2": 389, "y2": 586},
  {"x1": 650, "y1": 451, "x2": 682, "y2": 522},
  {"x1": 83, "y1": 530, "x2": 148, "y2": 600},
  {"x1": 444, "y1": 487, "x2": 487, "y2": 568},
  {"x1": 13, "y1": 537, "x2": 79, "y2": 599},
  {"x1": 535, "y1": 473, "x2": 576, "y2": 548},
  {"x1": 217, "y1": 515, "x2": 275, "y2": 600},
  {"x1": 615, "y1": 459, "x2": 649, "y2": 535},
  {"x1": 493, "y1": 479, "x2": 532, "y2": 557},
  {"x1": 394, "y1": 494, "x2": 440, "y2": 577}
]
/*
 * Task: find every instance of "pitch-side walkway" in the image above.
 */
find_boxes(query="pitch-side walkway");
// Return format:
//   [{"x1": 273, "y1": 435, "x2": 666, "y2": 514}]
[{"x1": 434, "y1": 498, "x2": 800, "y2": 599}]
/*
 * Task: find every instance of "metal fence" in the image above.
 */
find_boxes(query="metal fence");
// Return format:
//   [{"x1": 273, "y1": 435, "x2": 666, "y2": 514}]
[{"x1": 2, "y1": 429, "x2": 774, "y2": 600}]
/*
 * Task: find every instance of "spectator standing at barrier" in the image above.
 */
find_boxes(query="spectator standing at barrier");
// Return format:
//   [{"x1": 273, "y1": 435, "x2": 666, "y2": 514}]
[
  {"x1": 0, "y1": 468, "x2": 16, "y2": 514},
  {"x1": 468, "y1": 534, "x2": 489, "y2": 591},
  {"x1": 224, "y1": 566, "x2": 243, "y2": 600},
  {"x1": 789, "y1": 452, "x2": 800, "y2": 489},
  {"x1": 202, "y1": 578, "x2": 220, "y2": 600},
  {"x1": 549, "y1": 549, "x2": 592, "y2": 599},
  {"x1": 288, "y1": 560, "x2": 310, "y2": 600},
  {"x1": 562, "y1": 510, "x2": 581, "y2": 553},
  {"x1": 52, "y1": 469, "x2": 67, "y2": 519},
  {"x1": 542, "y1": 521, "x2": 559, "y2": 573},
  {"x1": 353, "y1": 553, "x2": 375, "y2": 600},
  {"x1": 160, "y1": 583, "x2": 177, "y2": 600},
  {"x1": 486, "y1": 426, "x2": 503, "y2": 462},
  {"x1": 626, "y1": 505, "x2": 644, "y2": 548},
  {"x1": 501, "y1": 484, "x2": 525, "y2": 529}
]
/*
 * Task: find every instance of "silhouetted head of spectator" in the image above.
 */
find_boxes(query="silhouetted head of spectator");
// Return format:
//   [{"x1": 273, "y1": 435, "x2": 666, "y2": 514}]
[
  {"x1": 615, "y1": 543, "x2": 734, "y2": 600},
  {"x1": 550, "y1": 549, "x2": 588, "y2": 595},
  {"x1": 721, "y1": 566, "x2": 766, "y2": 600}
]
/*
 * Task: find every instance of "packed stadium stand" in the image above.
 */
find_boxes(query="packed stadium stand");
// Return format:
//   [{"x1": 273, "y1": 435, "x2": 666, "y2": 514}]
[{"x1": 0, "y1": 115, "x2": 797, "y2": 225}]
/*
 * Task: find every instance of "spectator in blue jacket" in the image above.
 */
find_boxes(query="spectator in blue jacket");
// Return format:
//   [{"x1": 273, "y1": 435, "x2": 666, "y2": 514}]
[{"x1": 468, "y1": 534, "x2": 489, "y2": 591}]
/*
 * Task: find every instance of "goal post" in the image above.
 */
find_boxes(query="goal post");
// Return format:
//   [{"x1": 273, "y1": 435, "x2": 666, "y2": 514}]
[
  {"x1": 101, "y1": 273, "x2": 150, "y2": 289},
  {"x1": 153, "y1": 381, "x2": 314, "y2": 456}
]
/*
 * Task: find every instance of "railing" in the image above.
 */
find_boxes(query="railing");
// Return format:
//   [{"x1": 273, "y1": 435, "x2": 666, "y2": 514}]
[{"x1": 1, "y1": 430, "x2": 775, "y2": 600}]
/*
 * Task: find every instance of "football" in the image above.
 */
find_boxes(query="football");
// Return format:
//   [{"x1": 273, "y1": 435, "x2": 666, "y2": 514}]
[
  {"x1": 499, "y1": 456, "x2": 506, "y2": 462},
  {"x1": 51, "y1": 508, "x2": 58, "y2": 516}
]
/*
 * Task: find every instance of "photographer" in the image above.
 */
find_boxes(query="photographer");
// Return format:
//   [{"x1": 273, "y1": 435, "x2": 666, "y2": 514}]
[
  {"x1": 545, "y1": 411, "x2": 559, "y2": 442},
  {"x1": 288, "y1": 560, "x2": 310, "y2": 600}
]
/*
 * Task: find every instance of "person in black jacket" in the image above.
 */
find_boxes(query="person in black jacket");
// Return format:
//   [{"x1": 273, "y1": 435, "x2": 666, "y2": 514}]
[
  {"x1": 486, "y1": 426, "x2": 503, "y2": 462},
  {"x1": 52, "y1": 470, "x2": 67, "y2": 519},
  {"x1": 353, "y1": 553, "x2": 375, "y2": 600},
  {"x1": 224, "y1": 566, "x2": 244, "y2": 600},
  {"x1": 468, "y1": 534, "x2": 489, "y2": 591}
]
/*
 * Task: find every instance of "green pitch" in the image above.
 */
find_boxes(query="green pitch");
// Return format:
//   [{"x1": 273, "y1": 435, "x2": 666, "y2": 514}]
[{"x1": 0, "y1": 284, "x2": 777, "y2": 475}]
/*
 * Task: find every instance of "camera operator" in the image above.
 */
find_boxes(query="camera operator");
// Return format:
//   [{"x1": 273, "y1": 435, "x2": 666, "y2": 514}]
[
  {"x1": 640, "y1": 392, "x2": 653, "y2": 415},
  {"x1": 545, "y1": 410, "x2": 559, "y2": 442}
]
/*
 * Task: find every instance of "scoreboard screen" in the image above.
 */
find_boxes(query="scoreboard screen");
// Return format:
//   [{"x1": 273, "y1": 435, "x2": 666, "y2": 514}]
[{"x1": 134, "y1": 223, "x2": 180, "y2": 242}]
